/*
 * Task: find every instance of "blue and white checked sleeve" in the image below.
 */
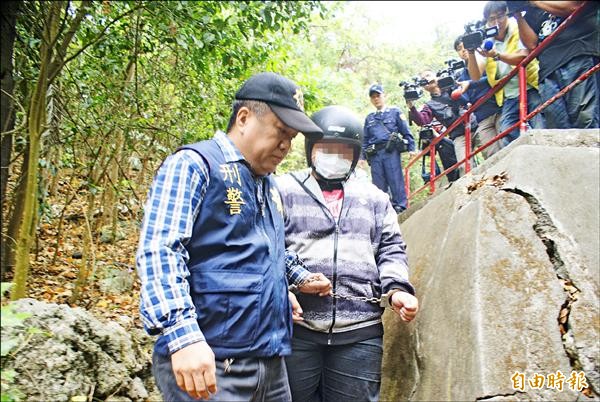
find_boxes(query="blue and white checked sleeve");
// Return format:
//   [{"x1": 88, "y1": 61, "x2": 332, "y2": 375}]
[
  {"x1": 285, "y1": 249, "x2": 310, "y2": 286},
  {"x1": 135, "y1": 149, "x2": 209, "y2": 354}
]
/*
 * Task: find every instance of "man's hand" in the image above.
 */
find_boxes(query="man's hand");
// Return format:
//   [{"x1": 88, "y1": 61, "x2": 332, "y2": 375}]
[
  {"x1": 357, "y1": 159, "x2": 369, "y2": 170},
  {"x1": 289, "y1": 291, "x2": 304, "y2": 322},
  {"x1": 171, "y1": 341, "x2": 217, "y2": 400},
  {"x1": 298, "y1": 272, "x2": 332, "y2": 296},
  {"x1": 479, "y1": 47, "x2": 499, "y2": 61},
  {"x1": 390, "y1": 291, "x2": 419, "y2": 322},
  {"x1": 406, "y1": 99, "x2": 414, "y2": 109}
]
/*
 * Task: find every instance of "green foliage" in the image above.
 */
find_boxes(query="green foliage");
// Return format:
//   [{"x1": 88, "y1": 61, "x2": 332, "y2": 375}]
[
  {"x1": 10, "y1": 0, "x2": 455, "y2": 218},
  {"x1": 265, "y1": 1, "x2": 461, "y2": 199},
  {"x1": 277, "y1": 136, "x2": 309, "y2": 174},
  {"x1": 6, "y1": 1, "x2": 472, "y2": 300}
]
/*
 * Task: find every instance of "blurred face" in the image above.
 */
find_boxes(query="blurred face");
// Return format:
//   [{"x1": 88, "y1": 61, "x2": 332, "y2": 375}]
[
  {"x1": 311, "y1": 141, "x2": 355, "y2": 180},
  {"x1": 234, "y1": 107, "x2": 298, "y2": 176},
  {"x1": 487, "y1": 10, "x2": 508, "y2": 38},
  {"x1": 455, "y1": 42, "x2": 468, "y2": 61},
  {"x1": 370, "y1": 92, "x2": 385, "y2": 110},
  {"x1": 311, "y1": 141, "x2": 354, "y2": 164}
]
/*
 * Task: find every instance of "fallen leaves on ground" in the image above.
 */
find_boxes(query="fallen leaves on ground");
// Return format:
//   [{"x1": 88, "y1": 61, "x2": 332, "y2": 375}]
[
  {"x1": 6, "y1": 183, "x2": 146, "y2": 329},
  {"x1": 467, "y1": 171, "x2": 509, "y2": 194}
]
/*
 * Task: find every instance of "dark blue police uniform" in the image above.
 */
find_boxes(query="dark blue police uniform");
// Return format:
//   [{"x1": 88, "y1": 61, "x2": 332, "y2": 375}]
[
  {"x1": 153, "y1": 138, "x2": 292, "y2": 360},
  {"x1": 363, "y1": 106, "x2": 415, "y2": 212}
]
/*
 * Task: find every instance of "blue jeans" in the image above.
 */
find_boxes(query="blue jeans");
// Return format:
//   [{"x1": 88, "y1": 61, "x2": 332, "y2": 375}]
[
  {"x1": 499, "y1": 88, "x2": 546, "y2": 146},
  {"x1": 369, "y1": 149, "x2": 406, "y2": 211},
  {"x1": 152, "y1": 352, "x2": 292, "y2": 402},
  {"x1": 538, "y1": 55, "x2": 600, "y2": 129},
  {"x1": 285, "y1": 336, "x2": 383, "y2": 402}
]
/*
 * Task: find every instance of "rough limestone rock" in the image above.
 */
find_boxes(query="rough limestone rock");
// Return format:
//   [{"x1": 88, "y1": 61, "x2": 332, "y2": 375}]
[
  {"x1": 1, "y1": 299, "x2": 161, "y2": 402},
  {"x1": 383, "y1": 130, "x2": 599, "y2": 401}
]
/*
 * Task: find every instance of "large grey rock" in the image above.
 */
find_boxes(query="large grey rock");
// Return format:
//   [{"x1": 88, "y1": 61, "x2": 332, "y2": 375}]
[
  {"x1": 383, "y1": 129, "x2": 599, "y2": 401},
  {"x1": 1, "y1": 299, "x2": 161, "y2": 402}
]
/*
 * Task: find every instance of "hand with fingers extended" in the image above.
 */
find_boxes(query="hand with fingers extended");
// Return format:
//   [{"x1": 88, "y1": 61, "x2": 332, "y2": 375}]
[
  {"x1": 298, "y1": 272, "x2": 332, "y2": 296},
  {"x1": 390, "y1": 291, "x2": 419, "y2": 322},
  {"x1": 171, "y1": 341, "x2": 218, "y2": 400}
]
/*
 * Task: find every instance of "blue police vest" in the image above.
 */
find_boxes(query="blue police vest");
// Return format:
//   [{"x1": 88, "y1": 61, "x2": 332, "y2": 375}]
[{"x1": 177, "y1": 139, "x2": 292, "y2": 359}]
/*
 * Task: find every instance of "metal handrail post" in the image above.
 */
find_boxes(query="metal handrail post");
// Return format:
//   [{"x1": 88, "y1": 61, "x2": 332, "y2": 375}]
[
  {"x1": 464, "y1": 112, "x2": 472, "y2": 173},
  {"x1": 404, "y1": 164, "x2": 411, "y2": 207},
  {"x1": 518, "y1": 65, "x2": 528, "y2": 134},
  {"x1": 429, "y1": 145, "x2": 436, "y2": 193}
]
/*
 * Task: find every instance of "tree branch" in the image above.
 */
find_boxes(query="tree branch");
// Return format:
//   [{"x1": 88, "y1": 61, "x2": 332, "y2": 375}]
[
  {"x1": 49, "y1": 2, "x2": 145, "y2": 84},
  {"x1": 48, "y1": 1, "x2": 92, "y2": 83}
]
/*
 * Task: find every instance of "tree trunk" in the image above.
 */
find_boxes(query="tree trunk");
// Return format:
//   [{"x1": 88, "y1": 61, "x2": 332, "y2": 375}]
[
  {"x1": 103, "y1": 64, "x2": 135, "y2": 241},
  {"x1": 1, "y1": 1, "x2": 20, "y2": 280},
  {"x1": 11, "y1": 2, "x2": 61, "y2": 300},
  {"x1": 11, "y1": 0, "x2": 92, "y2": 299},
  {"x1": 69, "y1": 193, "x2": 95, "y2": 305},
  {"x1": 1, "y1": 150, "x2": 28, "y2": 281}
]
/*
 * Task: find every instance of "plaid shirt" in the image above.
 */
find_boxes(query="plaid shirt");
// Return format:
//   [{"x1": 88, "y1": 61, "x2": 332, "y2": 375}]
[{"x1": 136, "y1": 131, "x2": 309, "y2": 354}]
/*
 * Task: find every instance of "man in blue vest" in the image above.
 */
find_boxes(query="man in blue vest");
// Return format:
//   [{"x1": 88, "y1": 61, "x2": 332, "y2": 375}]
[
  {"x1": 362, "y1": 84, "x2": 416, "y2": 213},
  {"x1": 136, "y1": 72, "x2": 324, "y2": 401}
]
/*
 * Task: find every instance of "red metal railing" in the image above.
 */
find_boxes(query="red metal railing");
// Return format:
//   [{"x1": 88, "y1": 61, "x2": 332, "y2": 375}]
[{"x1": 404, "y1": 2, "x2": 598, "y2": 205}]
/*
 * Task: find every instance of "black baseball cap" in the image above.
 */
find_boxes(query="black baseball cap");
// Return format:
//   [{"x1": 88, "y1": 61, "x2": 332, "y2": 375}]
[
  {"x1": 235, "y1": 72, "x2": 323, "y2": 139},
  {"x1": 369, "y1": 84, "x2": 384, "y2": 95}
]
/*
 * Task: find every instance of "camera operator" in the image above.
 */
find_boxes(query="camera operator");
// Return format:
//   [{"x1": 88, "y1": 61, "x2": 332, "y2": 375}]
[
  {"x1": 406, "y1": 70, "x2": 476, "y2": 179},
  {"x1": 361, "y1": 84, "x2": 416, "y2": 213},
  {"x1": 454, "y1": 35, "x2": 503, "y2": 159},
  {"x1": 467, "y1": 1, "x2": 545, "y2": 147},
  {"x1": 514, "y1": 1, "x2": 599, "y2": 129}
]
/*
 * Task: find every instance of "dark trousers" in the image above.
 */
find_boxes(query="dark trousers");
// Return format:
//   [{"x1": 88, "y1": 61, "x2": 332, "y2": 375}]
[
  {"x1": 285, "y1": 336, "x2": 383, "y2": 402},
  {"x1": 539, "y1": 55, "x2": 599, "y2": 129},
  {"x1": 369, "y1": 148, "x2": 407, "y2": 211},
  {"x1": 152, "y1": 352, "x2": 292, "y2": 402},
  {"x1": 500, "y1": 88, "x2": 545, "y2": 145}
]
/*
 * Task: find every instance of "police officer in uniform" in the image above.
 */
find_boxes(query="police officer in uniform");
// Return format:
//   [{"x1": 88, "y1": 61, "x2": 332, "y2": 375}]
[
  {"x1": 362, "y1": 84, "x2": 416, "y2": 213},
  {"x1": 136, "y1": 72, "x2": 324, "y2": 402}
]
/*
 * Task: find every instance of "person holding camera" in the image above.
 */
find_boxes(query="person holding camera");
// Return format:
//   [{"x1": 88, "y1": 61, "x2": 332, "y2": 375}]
[
  {"x1": 454, "y1": 36, "x2": 503, "y2": 159},
  {"x1": 361, "y1": 84, "x2": 416, "y2": 214},
  {"x1": 275, "y1": 105, "x2": 418, "y2": 402},
  {"x1": 514, "y1": 1, "x2": 599, "y2": 129},
  {"x1": 467, "y1": 1, "x2": 545, "y2": 146},
  {"x1": 406, "y1": 70, "x2": 475, "y2": 180}
]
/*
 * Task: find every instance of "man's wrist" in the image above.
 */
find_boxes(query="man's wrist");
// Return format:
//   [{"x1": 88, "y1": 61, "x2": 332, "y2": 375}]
[
  {"x1": 164, "y1": 318, "x2": 205, "y2": 354},
  {"x1": 388, "y1": 289, "x2": 400, "y2": 305}
]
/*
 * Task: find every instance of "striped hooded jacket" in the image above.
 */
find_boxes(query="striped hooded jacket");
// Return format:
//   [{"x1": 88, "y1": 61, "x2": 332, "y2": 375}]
[{"x1": 275, "y1": 169, "x2": 415, "y2": 344}]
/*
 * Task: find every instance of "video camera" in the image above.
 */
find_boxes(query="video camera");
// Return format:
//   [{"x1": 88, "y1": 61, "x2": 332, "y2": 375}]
[
  {"x1": 463, "y1": 20, "x2": 499, "y2": 51},
  {"x1": 436, "y1": 59, "x2": 466, "y2": 90},
  {"x1": 418, "y1": 124, "x2": 436, "y2": 150},
  {"x1": 399, "y1": 77, "x2": 429, "y2": 101}
]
